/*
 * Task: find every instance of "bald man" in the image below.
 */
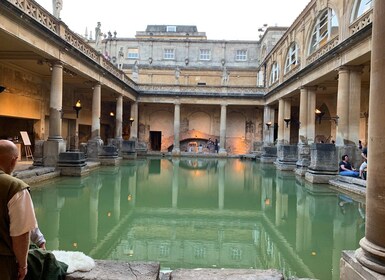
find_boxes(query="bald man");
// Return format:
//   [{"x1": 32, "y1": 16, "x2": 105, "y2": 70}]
[{"x1": 0, "y1": 140, "x2": 38, "y2": 279}]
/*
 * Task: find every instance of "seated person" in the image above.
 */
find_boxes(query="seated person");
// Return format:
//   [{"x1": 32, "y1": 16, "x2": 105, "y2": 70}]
[
  {"x1": 359, "y1": 143, "x2": 367, "y2": 179},
  {"x1": 339, "y1": 154, "x2": 359, "y2": 177}
]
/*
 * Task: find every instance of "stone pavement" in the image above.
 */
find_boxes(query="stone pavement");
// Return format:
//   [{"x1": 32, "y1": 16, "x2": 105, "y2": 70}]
[{"x1": 66, "y1": 262, "x2": 285, "y2": 280}]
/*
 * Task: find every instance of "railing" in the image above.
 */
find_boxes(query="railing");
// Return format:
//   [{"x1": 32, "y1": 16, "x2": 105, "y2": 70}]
[
  {"x1": 11, "y1": 0, "x2": 59, "y2": 33},
  {"x1": 64, "y1": 30, "x2": 99, "y2": 62},
  {"x1": 350, "y1": 9, "x2": 373, "y2": 35},
  {"x1": 7, "y1": 0, "x2": 137, "y2": 91},
  {"x1": 306, "y1": 36, "x2": 339, "y2": 65},
  {"x1": 138, "y1": 84, "x2": 266, "y2": 97}
]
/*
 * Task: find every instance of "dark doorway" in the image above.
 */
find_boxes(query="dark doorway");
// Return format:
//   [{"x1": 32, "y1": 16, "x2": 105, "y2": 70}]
[{"x1": 150, "y1": 131, "x2": 161, "y2": 151}]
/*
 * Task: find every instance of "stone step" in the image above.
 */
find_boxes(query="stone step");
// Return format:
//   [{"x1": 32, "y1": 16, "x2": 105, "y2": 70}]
[{"x1": 169, "y1": 268, "x2": 284, "y2": 280}]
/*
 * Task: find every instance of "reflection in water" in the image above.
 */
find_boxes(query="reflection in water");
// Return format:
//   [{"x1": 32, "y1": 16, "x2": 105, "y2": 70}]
[{"x1": 31, "y1": 158, "x2": 365, "y2": 280}]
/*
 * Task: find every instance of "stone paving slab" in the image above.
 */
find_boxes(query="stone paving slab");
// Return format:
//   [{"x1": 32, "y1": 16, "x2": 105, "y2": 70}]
[
  {"x1": 169, "y1": 268, "x2": 284, "y2": 280},
  {"x1": 65, "y1": 260, "x2": 160, "y2": 280}
]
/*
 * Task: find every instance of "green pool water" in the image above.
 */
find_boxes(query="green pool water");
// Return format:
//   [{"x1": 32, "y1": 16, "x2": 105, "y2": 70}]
[{"x1": 31, "y1": 157, "x2": 365, "y2": 279}]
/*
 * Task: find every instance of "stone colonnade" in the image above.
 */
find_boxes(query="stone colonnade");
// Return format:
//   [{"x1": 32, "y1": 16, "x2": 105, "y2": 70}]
[
  {"x1": 41, "y1": 67, "x2": 138, "y2": 165},
  {"x1": 262, "y1": 62, "x2": 364, "y2": 177}
]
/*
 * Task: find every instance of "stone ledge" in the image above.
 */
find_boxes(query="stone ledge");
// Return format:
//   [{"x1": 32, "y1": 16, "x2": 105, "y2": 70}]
[
  {"x1": 329, "y1": 176, "x2": 366, "y2": 197},
  {"x1": 65, "y1": 260, "x2": 160, "y2": 280},
  {"x1": 170, "y1": 268, "x2": 284, "y2": 280},
  {"x1": 340, "y1": 251, "x2": 385, "y2": 280}
]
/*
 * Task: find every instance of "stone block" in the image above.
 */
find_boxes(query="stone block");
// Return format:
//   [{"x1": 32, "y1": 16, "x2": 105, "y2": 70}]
[
  {"x1": 277, "y1": 144, "x2": 298, "y2": 162},
  {"x1": 43, "y1": 139, "x2": 66, "y2": 167},
  {"x1": 87, "y1": 139, "x2": 103, "y2": 161},
  {"x1": 33, "y1": 140, "x2": 44, "y2": 166},
  {"x1": 57, "y1": 152, "x2": 86, "y2": 167},
  {"x1": 100, "y1": 145, "x2": 118, "y2": 157},
  {"x1": 261, "y1": 146, "x2": 277, "y2": 163},
  {"x1": 308, "y1": 143, "x2": 338, "y2": 173}
]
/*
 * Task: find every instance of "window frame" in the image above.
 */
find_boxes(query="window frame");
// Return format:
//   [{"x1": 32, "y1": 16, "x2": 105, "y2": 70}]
[
  {"x1": 269, "y1": 62, "x2": 280, "y2": 85},
  {"x1": 127, "y1": 48, "x2": 139, "y2": 60},
  {"x1": 235, "y1": 50, "x2": 247, "y2": 61},
  {"x1": 166, "y1": 26, "x2": 176, "y2": 32},
  {"x1": 163, "y1": 48, "x2": 175, "y2": 60},
  {"x1": 199, "y1": 49, "x2": 211, "y2": 61},
  {"x1": 351, "y1": 0, "x2": 373, "y2": 22},
  {"x1": 308, "y1": 8, "x2": 339, "y2": 54},
  {"x1": 284, "y1": 43, "x2": 299, "y2": 74}
]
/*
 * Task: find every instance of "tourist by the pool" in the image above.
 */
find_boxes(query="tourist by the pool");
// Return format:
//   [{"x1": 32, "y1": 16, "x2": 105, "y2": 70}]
[
  {"x1": 359, "y1": 142, "x2": 368, "y2": 179},
  {"x1": 339, "y1": 154, "x2": 359, "y2": 177},
  {"x1": 0, "y1": 140, "x2": 38, "y2": 280}
]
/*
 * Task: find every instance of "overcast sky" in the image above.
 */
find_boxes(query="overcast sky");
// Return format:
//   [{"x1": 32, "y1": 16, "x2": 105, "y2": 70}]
[{"x1": 35, "y1": 0, "x2": 311, "y2": 41}]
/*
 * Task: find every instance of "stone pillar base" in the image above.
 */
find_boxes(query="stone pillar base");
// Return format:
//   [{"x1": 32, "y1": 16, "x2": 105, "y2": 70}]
[
  {"x1": 57, "y1": 151, "x2": 89, "y2": 176},
  {"x1": 59, "y1": 166, "x2": 90, "y2": 176},
  {"x1": 99, "y1": 157, "x2": 122, "y2": 166},
  {"x1": 172, "y1": 148, "x2": 181, "y2": 156},
  {"x1": 340, "y1": 250, "x2": 384, "y2": 280},
  {"x1": 275, "y1": 161, "x2": 297, "y2": 171},
  {"x1": 295, "y1": 166, "x2": 308, "y2": 176},
  {"x1": 43, "y1": 139, "x2": 66, "y2": 167},
  {"x1": 260, "y1": 146, "x2": 277, "y2": 163},
  {"x1": 218, "y1": 149, "x2": 227, "y2": 157},
  {"x1": 87, "y1": 138, "x2": 103, "y2": 161},
  {"x1": 123, "y1": 152, "x2": 137, "y2": 159},
  {"x1": 122, "y1": 140, "x2": 137, "y2": 159}
]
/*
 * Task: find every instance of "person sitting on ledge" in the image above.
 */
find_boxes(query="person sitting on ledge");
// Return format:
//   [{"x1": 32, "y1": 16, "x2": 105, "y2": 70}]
[{"x1": 339, "y1": 154, "x2": 359, "y2": 177}]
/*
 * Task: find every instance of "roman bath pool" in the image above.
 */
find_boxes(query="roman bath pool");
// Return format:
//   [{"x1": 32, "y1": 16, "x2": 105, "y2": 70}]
[{"x1": 30, "y1": 157, "x2": 365, "y2": 280}]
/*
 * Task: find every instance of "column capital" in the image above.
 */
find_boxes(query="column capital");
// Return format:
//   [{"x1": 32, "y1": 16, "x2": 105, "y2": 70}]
[
  {"x1": 299, "y1": 85, "x2": 318, "y2": 91},
  {"x1": 336, "y1": 65, "x2": 364, "y2": 73}
]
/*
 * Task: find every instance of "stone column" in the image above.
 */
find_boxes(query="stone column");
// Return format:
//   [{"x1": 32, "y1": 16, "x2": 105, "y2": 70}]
[
  {"x1": 112, "y1": 95, "x2": 123, "y2": 156},
  {"x1": 336, "y1": 67, "x2": 350, "y2": 146},
  {"x1": 91, "y1": 84, "x2": 101, "y2": 140},
  {"x1": 263, "y1": 105, "x2": 274, "y2": 145},
  {"x1": 348, "y1": 67, "x2": 363, "y2": 146},
  {"x1": 355, "y1": 0, "x2": 385, "y2": 275},
  {"x1": 43, "y1": 62, "x2": 66, "y2": 166},
  {"x1": 87, "y1": 84, "x2": 103, "y2": 161},
  {"x1": 283, "y1": 99, "x2": 291, "y2": 144},
  {"x1": 115, "y1": 95, "x2": 123, "y2": 139},
  {"x1": 307, "y1": 87, "x2": 317, "y2": 144},
  {"x1": 277, "y1": 99, "x2": 285, "y2": 144},
  {"x1": 296, "y1": 87, "x2": 310, "y2": 176},
  {"x1": 172, "y1": 102, "x2": 181, "y2": 155},
  {"x1": 130, "y1": 101, "x2": 138, "y2": 140},
  {"x1": 48, "y1": 62, "x2": 63, "y2": 141},
  {"x1": 219, "y1": 103, "x2": 227, "y2": 155},
  {"x1": 298, "y1": 87, "x2": 308, "y2": 144}
]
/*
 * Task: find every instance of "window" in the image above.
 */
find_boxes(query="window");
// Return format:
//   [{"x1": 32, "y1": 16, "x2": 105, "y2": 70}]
[
  {"x1": 351, "y1": 0, "x2": 373, "y2": 22},
  {"x1": 269, "y1": 62, "x2": 279, "y2": 85},
  {"x1": 199, "y1": 49, "x2": 211, "y2": 61},
  {"x1": 163, "y1": 48, "x2": 175, "y2": 60},
  {"x1": 127, "y1": 48, "x2": 139, "y2": 59},
  {"x1": 309, "y1": 8, "x2": 339, "y2": 54},
  {"x1": 166, "y1": 26, "x2": 176, "y2": 32},
  {"x1": 284, "y1": 43, "x2": 299, "y2": 74},
  {"x1": 235, "y1": 50, "x2": 247, "y2": 61}
]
